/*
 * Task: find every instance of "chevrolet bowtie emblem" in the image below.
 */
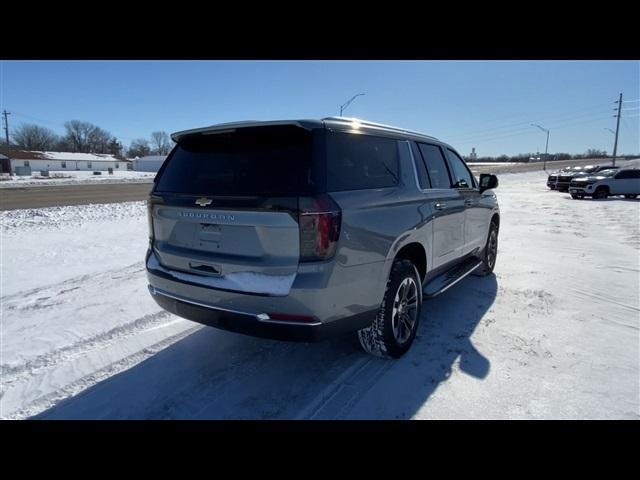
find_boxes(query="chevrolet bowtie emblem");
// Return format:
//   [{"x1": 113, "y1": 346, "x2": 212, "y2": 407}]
[{"x1": 195, "y1": 197, "x2": 213, "y2": 207}]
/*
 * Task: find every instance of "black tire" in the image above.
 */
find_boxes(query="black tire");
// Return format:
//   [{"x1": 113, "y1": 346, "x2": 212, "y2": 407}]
[
  {"x1": 473, "y1": 221, "x2": 499, "y2": 276},
  {"x1": 357, "y1": 259, "x2": 422, "y2": 359},
  {"x1": 625, "y1": 194, "x2": 638, "y2": 199},
  {"x1": 571, "y1": 193, "x2": 584, "y2": 199},
  {"x1": 593, "y1": 187, "x2": 608, "y2": 199}
]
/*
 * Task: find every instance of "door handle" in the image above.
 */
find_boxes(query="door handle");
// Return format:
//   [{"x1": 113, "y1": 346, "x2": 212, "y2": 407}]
[
  {"x1": 464, "y1": 199, "x2": 474, "y2": 207},
  {"x1": 434, "y1": 202, "x2": 446, "y2": 211}
]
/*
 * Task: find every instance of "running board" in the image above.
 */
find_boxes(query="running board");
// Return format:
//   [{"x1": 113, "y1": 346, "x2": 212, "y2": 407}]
[{"x1": 422, "y1": 258, "x2": 482, "y2": 298}]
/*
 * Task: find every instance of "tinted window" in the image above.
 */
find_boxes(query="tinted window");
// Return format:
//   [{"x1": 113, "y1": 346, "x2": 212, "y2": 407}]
[
  {"x1": 446, "y1": 149, "x2": 475, "y2": 188},
  {"x1": 417, "y1": 143, "x2": 451, "y2": 189},
  {"x1": 154, "y1": 126, "x2": 317, "y2": 195},
  {"x1": 326, "y1": 132, "x2": 399, "y2": 191},
  {"x1": 410, "y1": 142, "x2": 431, "y2": 189},
  {"x1": 616, "y1": 170, "x2": 640, "y2": 179}
]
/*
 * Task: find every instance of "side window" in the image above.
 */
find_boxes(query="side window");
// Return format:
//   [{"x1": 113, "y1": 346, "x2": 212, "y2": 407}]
[
  {"x1": 417, "y1": 143, "x2": 451, "y2": 189},
  {"x1": 61, "y1": 161, "x2": 66, "y2": 168},
  {"x1": 24, "y1": 160, "x2": 30, "y2": 167},
  {"x1": 410, "y1": 142, "x2": 431, "y2": 189},
  {"x1": 616, "y1": 170, "x2": 640, "y2": 179},
  {"x1": 446, "y1": 149, "x2": 475, "y2": 189},
  {"x1": 326, "y1": 132, "x2": 399, "y2": 191},
  {"x1": 87, "y1": 161, "x2": 92, "y2": 169}
]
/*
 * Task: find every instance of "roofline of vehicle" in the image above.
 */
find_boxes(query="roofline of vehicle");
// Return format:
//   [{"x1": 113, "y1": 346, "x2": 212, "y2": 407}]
[
  {"x1": 321, "y1": 116, "x2": 440, "y2": 142},
  {"x1": 171, "y1": 117, "x2": 442, "y2": 144},
  {"x1": 170, "y1": 119, "x2": 324, "y2": 142}
]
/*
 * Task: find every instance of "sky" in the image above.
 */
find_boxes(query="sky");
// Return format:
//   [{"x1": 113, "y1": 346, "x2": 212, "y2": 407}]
[{"x1": 1, "y1": 60, "x2": 638, "y2": 157}]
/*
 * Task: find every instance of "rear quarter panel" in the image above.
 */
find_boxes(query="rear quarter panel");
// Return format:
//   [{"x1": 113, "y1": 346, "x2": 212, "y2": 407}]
[{"x1": 328, "y1": 140, "x2": 434, "y2": 304}]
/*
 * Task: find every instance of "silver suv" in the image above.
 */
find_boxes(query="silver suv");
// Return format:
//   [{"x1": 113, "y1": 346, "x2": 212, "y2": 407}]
[{"x1": 146, "y1": 117, "x2": 500, "y2": 358}]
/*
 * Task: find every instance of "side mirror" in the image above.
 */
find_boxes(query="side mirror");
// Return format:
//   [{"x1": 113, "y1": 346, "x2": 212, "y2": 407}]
[{"x1": 479, "y1": 173, "x2": 498, "y2": 193}]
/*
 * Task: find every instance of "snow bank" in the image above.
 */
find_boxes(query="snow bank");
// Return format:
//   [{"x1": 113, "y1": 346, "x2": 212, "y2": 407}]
[
  {"x1": 1, "y1": 201, "x2": 147, "y2": 233},
  {"x1": 0, "y1": 171, "x2": 155, "y2": 188}
]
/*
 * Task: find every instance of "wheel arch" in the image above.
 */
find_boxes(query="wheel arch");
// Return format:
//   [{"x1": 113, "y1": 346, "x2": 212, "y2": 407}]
[{"x1": 394, "y1": 242, "x2": 427, "y2": 283}]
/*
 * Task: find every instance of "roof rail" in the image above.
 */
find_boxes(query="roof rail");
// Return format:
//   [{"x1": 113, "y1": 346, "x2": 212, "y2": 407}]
[{"x1": 322, "y1": 116, "x2": 438, "y2": 140}]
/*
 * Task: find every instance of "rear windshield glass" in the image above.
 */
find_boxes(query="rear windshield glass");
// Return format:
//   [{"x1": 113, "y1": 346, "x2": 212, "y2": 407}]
[
  {"x1": 326, "y1": 132, "x2": 399, "y2": 191},
  {"x1": 155, "y1": 126, "x2": 318, "y2": 195}
]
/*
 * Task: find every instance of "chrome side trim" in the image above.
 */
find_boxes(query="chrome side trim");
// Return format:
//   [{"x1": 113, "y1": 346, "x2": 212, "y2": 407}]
[{"x1": 148, "y1": 285, "x2": 322, "y2": 326}]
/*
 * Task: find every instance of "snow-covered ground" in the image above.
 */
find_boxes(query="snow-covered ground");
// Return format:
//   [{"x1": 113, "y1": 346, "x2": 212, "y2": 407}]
[
  {"x1": 0, "y1": 171, "x2": 155, "y2": 188},
  {"x1": 1, "y1": 171, "x2": 638, "y2": 419}
]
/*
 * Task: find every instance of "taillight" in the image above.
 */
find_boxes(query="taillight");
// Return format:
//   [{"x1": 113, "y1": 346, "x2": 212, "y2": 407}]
[
  {"x1": 147, "y1": 200, "x2": 155, "y2": 241},
  {"x1": 298, "y1": 195, "x2": 342, "y2": 262}
]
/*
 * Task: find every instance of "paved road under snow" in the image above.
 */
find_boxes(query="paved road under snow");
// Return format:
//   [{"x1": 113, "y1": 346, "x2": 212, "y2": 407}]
[
  {"x1": 0, "y1": 170, "x2": 638, "y2": 419},
  {"x1": 0, "y1": 183, "x2": 153, "y2": 210}
]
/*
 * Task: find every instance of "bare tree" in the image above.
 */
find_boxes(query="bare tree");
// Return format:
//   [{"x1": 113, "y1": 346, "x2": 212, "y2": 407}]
[
  {"x1": 87, "y1": 126, "x2": 113, "y2": 154},
  {"x1": 150, "y1": 131, "x2": 171, "y2": 155},
  {"x1": 12, "y1": 123, "x2": 60, "y2": 151},
  {"x1": 127, "y1": 138, "x2": 152, "y2": 158}
]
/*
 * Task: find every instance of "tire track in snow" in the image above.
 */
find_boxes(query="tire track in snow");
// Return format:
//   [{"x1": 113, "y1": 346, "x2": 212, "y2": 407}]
[
  {"x1": 0, "y1": 310, "x2": 175, "y2": 387},
  {"x1": 295, "y1": 356, "x2": 394, "y2": 419},
  {"x1": 1, "y1": 262, "x2": 145, "y2": 305},
  {"x1": 2, "y1": 324, "x2": 201, "y2": 420}
]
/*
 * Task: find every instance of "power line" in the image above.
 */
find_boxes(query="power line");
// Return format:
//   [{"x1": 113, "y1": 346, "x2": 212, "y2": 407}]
[
  {"x1": 447, "y1": 105, "x2": 612, "y2": 143},
  {"x1": 451, "y1": 112, "x2": 613, "y2": 145},
  {"x1": 460, "y1": 113, "x2": 614, "y2": 145},
  {"x1": 444, "y1": 101, "x2": 613, "y2": 140}
]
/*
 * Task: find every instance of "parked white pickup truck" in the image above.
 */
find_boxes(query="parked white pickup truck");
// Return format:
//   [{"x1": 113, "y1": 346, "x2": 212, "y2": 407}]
[{"x1": 569, "y1": 168, "x2": 640, "y2": 199}]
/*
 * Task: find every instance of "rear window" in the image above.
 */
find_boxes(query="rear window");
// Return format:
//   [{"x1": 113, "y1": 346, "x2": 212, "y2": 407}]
[
  {"x1": 326, "y1": 132, "x2": 399, "y2": 191},
  {"x1": 154, "y1": 126, "x2": 319, "y2": 196}
]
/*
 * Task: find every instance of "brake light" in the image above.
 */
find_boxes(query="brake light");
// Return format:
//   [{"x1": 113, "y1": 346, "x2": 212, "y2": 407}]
[
  {"x1": 298, "y1": 195, "x2": 342, "y2": 262},
  {"x1": 147, "y1": 201, "x2": 154, "y2": 240}
]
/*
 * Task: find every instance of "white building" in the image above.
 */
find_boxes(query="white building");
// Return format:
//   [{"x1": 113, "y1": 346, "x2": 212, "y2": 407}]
[
  {"x1": 131, "y1": 155, "x2": 167, "y2": 172},
  {"x1": 8, "y1": 150, "x2": 128, "y2": 173}
]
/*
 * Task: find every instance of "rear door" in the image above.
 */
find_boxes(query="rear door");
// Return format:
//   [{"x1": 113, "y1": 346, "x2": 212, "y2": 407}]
[
  {"x1": 149, "y1": 125, "x2": 322, "y2": 293},
  {"x1": 612, "y1": 169, "x2": 639, "y2": 194},
  {"x1": 415, "y1": 142, "x2": 466, "y2": 269},
  {"x1": 444, "y1": 148, "x2": 487, "y2": 255}
]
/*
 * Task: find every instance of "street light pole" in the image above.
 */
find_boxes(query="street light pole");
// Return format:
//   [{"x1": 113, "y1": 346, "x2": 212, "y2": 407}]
[
  {"x1": 340, "y1": 93, "x2": 365, "y2": 117},
  {"x1": 531, "y1": 123, "x2": 550, "y2": 171}
]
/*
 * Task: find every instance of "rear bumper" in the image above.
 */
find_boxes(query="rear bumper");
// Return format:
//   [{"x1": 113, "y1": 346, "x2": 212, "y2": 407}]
[
  {"x1": 148, "y1": 284, "x2": 375, "y2": 342},
  {"x1": 145, "y1": 248, "x2": 382, "y2": 341}
]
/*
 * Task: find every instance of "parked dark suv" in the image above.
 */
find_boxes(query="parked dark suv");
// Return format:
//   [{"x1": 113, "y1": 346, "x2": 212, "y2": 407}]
[{"x1": 146, "y1": 118, "x2": 500, "y2": 358}]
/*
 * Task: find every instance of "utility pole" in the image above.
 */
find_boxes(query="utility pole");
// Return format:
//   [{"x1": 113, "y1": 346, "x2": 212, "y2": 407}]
[
  {"x1": 531, "y1": 123, "x2": 550, "y2": 172},
  {"x1": 612, "y1": 93, "x2": 622, "y2": 167},
  {"x1": 2, "y1": 110, "x2": 10, "y2": 156}
]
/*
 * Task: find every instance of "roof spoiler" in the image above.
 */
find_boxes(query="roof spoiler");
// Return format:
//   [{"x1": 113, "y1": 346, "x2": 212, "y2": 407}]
[{"x1": 171, "y1": 120, "x2": 317, "y2": 143}]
